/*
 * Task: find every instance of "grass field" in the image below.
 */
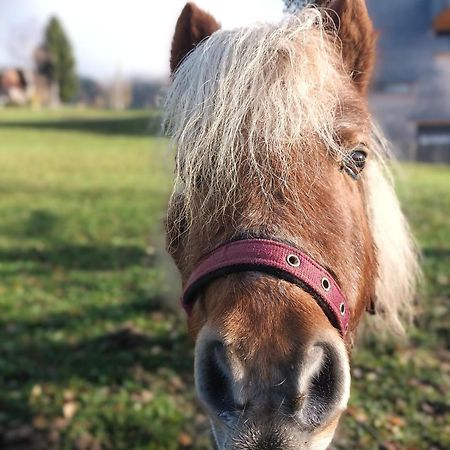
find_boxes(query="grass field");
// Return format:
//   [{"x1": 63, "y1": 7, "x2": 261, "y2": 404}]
[{"x1": 0, "y1": 109, "x2": 448, "y2": 450}]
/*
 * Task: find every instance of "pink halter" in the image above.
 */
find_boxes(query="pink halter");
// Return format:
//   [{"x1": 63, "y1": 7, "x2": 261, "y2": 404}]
[{"x1": 182, "y1": 239, "x2": 350, "y2": 336}]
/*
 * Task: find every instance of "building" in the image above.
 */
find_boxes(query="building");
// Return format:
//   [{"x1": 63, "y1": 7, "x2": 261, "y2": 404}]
[
  {"x1": 0, "y1": 68, "x2": 34, "y2": 106},
  {"x1": 0, "y1": 66, "x2": 57, "y2": 108},
  {"x1": 367, "y1": 0, "x2": 450, "y2": 162}
]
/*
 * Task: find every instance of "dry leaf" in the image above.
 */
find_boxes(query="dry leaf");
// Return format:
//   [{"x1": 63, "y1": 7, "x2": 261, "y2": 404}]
[
  {"x1": 63, "y1": 402, "x2": 78, "y2": 419},
  {"x1": 31, "y1": 385, "x2": 42, "y2": 398},
  {"x1": 33, "y1": 415, "x2": 48, "y2": 430},
  {"x1": 388, "y1": 416, "x2": 406, "y2": 427},
  {"x1": 63, "y1": 389, "x2": 76, "y2": 402},
  {"x1": 52, "y1": 417, "x2": 69, "y2": 430},
  {"x1": 179, "y1": 432, "x2": 193, "y2": 447},
  {"x1": 141, "y1": 390, "x2": 154, "y2": 403}
]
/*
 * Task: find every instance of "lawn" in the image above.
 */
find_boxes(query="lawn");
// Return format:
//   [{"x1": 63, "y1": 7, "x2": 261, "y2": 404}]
[{"x1": 0, "y1": 109, "x2": 448, "y2": 450}]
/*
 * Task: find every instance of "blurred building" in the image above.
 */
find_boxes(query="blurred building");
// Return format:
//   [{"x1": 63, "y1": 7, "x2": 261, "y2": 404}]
[
  {"x1": 367, "y1": 0, "x2": 450, "y2": 162},
  {"x1": 0, "y1": 68, "x2": 34, "y2": 106}
]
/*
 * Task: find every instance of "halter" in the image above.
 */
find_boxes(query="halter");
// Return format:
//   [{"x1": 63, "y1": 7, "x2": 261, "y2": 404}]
[{"x1": 181, "y1": 239, "x2": 350, "y2": 336}]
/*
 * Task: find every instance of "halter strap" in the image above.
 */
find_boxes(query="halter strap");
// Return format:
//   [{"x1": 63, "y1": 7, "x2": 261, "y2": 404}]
[{"x1": 182, "y1": 239, "x2": 350, "y2": 336}]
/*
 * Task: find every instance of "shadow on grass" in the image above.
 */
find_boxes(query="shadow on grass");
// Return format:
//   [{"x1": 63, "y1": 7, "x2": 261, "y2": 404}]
[
  {"x1": 0, "y1": 292, "x2": 166, "y2": 336},
  {"x1": 0, "y1": 297, "x2": 190, "y2": 385},
  {"x1": 422, "y1": 247, "x2": 450, "y2": 259},
  {"x1": 3, "y1": 322, "x2": 191, "y2": 383},
  {"x1": 0, "y1": 244, "x2": 152, "y2": 272},
  {"x1": 0, "y1": 294, "x2": 192, "y2": 436},
  {"x1": 23, "y1": 210, "x2": 59, "y2": 238},
  {"x1": 0, "y1": 115, "x2": 162, "y2": 137}
]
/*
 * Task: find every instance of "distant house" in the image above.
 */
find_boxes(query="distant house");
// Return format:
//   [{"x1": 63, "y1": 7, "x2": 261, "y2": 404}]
[
  {"x1": 0, "y1": 66, "x2": 56, "y2": 108},
  {"x1": 367, "y1": 0, "x2": 450, "y2": 162},
  {"x1": 0, "y1": 68, "x2": 34, "y2": 106}
]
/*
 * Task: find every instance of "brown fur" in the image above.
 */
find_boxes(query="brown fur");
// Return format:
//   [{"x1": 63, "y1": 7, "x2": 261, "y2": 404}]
[
  {"x1": 166, "y1": 3, "x2": 383, "y2": 446},
  {"x1": 169, "y1": 91, "x2": 377, "y2": 347},
  {"x1": 183, "y1": 132, "x2": 377, "y2": 349},
  {"x1": 316, "y1": 0, "x2": 377, "y2": 92},
  {"x1": 170, "y1": 2, "x2": 220, "y2": 73},
  {"x1": 196, "y1": 278, "x2": 338, "y2": 381},
  {"x1": 166, "y1": 2, "x2": 378, "y2": 347}
]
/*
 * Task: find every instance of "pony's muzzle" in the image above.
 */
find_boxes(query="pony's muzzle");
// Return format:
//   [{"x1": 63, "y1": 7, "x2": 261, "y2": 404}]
[
  {"x1": 296, "y1": 339, "x2": 351, "y2": 429},
  {"x1": 194, "y1": 327, "x2": 350, "y2": 447}
]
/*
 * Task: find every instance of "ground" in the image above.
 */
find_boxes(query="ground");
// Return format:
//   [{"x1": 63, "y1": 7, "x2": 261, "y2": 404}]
[{"x1": 0, "y1": 109, "x2": 448, "y2": 450}]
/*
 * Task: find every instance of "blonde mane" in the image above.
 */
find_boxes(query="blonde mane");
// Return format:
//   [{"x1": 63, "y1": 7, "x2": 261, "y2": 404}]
[
  {"x1": 164, "y1": 10, "x2": 345, "y2": 222},
  {"x1": 164, "y1": 8, "x2": 420, "y2": 335}
]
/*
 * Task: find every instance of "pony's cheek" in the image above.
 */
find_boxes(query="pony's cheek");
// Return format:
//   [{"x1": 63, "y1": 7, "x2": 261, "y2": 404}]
[{"x1": 187, "y1": 303, "x2": 208, "y2": 341}]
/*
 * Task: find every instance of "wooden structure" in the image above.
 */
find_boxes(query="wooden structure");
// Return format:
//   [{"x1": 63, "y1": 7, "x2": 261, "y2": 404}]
[{"x1": 367, "y1": 0, "x2": 450, "y2": 162}]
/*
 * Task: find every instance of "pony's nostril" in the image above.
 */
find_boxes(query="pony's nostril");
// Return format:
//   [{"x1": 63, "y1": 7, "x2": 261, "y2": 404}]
[
  {"x1": 195, "y1": 340, "x2": 236, "y2": 419},
  {"x1": 297, "y1": 341, "x2": 349, "y2": 428},
  {"x1": 309, "y1": 349, "x2": 336, "y2": 407}
]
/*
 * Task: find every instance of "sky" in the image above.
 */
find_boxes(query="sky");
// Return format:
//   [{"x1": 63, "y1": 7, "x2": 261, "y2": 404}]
[{"x1": 0, "y1": 0, "x2": 285, "y2": 81}]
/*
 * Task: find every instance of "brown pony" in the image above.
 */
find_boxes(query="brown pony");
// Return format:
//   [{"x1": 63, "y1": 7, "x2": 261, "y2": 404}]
[{"x1": 164, "y1": 1, "x2": 419, "y2": 448}]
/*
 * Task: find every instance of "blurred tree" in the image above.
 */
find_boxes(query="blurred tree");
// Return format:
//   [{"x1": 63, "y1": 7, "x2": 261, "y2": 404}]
[{"x1": 43, "y1": 16, "x2": 78, "y2": 102}]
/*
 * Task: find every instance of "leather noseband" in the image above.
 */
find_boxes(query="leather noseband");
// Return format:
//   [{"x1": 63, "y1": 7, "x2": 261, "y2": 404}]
[{"x1": 181, "y1": 239, "x2": 350, "y2": 336}]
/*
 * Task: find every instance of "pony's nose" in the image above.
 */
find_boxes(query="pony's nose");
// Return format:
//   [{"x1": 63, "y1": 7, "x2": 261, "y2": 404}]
[
  {"x1": 296, "y1": 340, "x2": 350, "y2": 428},
  {"x1": 195, "y1": 331, "x2": 350, "y2": 429},
  {"x1": 194, "y1": 339, "x2": 238, "y2": 423}
]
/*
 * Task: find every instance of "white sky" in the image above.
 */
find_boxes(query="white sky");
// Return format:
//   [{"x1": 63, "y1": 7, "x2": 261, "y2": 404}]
[{"x1": 0, "y1": 0, "x2": 285, "y2": 81}]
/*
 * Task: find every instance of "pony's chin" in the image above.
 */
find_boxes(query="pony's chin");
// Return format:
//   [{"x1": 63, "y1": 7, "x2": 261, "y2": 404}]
[
  {"x1": 210, "y1": 420, "x2": 337, "y2": 450},
  {"x1": 210, "y1": 420, "x2": 226, "y2": 450}
]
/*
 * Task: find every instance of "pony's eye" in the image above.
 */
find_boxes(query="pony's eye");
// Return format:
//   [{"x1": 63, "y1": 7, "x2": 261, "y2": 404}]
[
  {"x1": 350, "y1": 149, "x2": 367, "y2": 168},
  {"x1": 341, "y1": 148, "x2": 367, "y2": 180}
]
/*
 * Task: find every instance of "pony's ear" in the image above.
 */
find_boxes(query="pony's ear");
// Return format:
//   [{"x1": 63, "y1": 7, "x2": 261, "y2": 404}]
[
  {"x1": 315, "y1": 0, "x2": 377, "y2": 93},
  {"x1": 170, "y1": 2, "x2": 220, "y2": 74}
]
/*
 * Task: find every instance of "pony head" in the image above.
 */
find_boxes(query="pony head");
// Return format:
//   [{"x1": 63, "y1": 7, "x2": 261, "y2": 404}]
[{"x1": 164, "y1": 1, "x2": 419, "y2": 448}]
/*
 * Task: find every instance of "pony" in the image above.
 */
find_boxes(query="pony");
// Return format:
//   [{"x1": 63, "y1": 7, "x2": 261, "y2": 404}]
[{"x1": 163, "y1": 1, "x2": 419, "y2": 448}]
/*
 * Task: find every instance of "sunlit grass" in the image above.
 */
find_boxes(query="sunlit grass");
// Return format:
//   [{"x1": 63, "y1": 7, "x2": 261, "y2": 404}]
[{"x1": 0, "y1": 108, "x2": 448, "y2": 450}]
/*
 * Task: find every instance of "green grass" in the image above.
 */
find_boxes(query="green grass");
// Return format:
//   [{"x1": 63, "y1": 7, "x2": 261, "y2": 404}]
[{"x1": 0, "y1": 109, "x2": 448, "y2": 449}]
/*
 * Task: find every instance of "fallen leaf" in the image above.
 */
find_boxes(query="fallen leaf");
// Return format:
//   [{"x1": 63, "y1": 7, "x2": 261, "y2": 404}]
[
  {"x1": 48, "y1": 429, "x2": 60, "y2": 443},
  {"x1": 388, "y1": 416, "x2": 406, "y2": 427},
  {"x1": 366, "y1": 372, "x2": 377, "y2": 381},
  {"x1": 33, "y1": 415, "x2": 48, "y2": 430},
  {"x1": 31, "y1": 384, "x2": 42, "y2": 398},
  {"x1": 75, "y1": 433, "x2": 94, "y2": 450},
  {"x1": 141, "y1": 390, "x2": 154, "y2": 403},
  {"x1": 63, "y1": 389, "x2": 76, "y2": 402},
  {"x1": 179, "y1": 432, "x2": 193, "y2": 447},
  {"x1": 51, "y1": 417, "x2": 69, "y2": 431},
  {"x1": 63, "y1": 402, "x2": 78, "y2": 419}
]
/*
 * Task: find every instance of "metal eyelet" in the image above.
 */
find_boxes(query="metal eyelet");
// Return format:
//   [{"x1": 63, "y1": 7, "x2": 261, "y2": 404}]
[
  {"x1": 340, "y1": 303, "x2": 346, "y2": 316},
  {"x1": 321, "y1": 277, "x2": 331, "y2": 292},
  {"x1": 286, "y1": 254, "x2": 300, "y2": 267}
]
